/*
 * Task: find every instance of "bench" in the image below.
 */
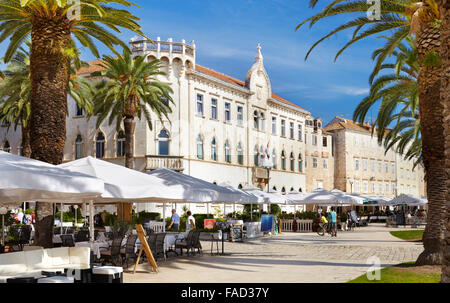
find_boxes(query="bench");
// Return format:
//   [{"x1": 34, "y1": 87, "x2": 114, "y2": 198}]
[{"x1": 0, "y1": 247, "x2": 90, "y2": 283}]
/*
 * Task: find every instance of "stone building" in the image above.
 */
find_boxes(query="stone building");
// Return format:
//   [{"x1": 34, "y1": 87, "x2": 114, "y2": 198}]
[{"x1": 324, "y1": 117, "x2": 426, "y2": 198}]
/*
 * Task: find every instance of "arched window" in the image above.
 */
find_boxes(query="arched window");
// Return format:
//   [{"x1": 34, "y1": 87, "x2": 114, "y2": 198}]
[
  {"x1": 290, "y1": 187, "x2": 294, "y2": 192},
  {"x1": 116, "y1": 131, "x2": 126, "y2": 157},
  {"x1": 237, "y1": 142, "x2": 243, "y2": 165},
  {"x1": 272, "y1": 149, "x2": 277, "y2": 169},
  {"x1": 260, "y1": 113, "x2": 265, "y2": 131},
  {"x1": 254, "y1": 146, "x2": 259, "y2": 166},
  {"x1": 290, "y1": 152, "x2": 295, "y2": 171},
  {"x1": 272, "y1": 186, "x2": 277, "y2": 191},
  {"x1": 259, "y1": 146, "x2": 265, "y2": 165},
  {"x1": 281, "y1": 151, "x2": 286, "y2": 170},
  {"x1": 75, "y1": 135, "x2": 83, "y2": 159},
  {"x1": 281, "y1": 187, "x2": 286, "y2": 195},
  {"x1": 298, "y1": 154, "x2": 303, "y2": 173},
  {"x1": 196, "y1": 135, "x2": 203, "y2": 159},
  {"x1": 253, "y1": 111, "x2": 259, "y2": 129},
  {"x1": 3, "y1": 141, "x2": 10, "y2": 153},
  {"x1": 224, "y1": 140, "x2": 231, "y2": 163},
  {"x1": 299, "y1": 188, "x2": 303, "y2": 192},
  {"x1": 158, "y1": 129, "x2": 170, "y2": 156},
  {"x1": 238, "y1": 184, "x2": 243, "y2": 190},
  {"x1": 211, "y1": 138, "x2": 217, "y2": 161},
  {"x1": 95, "y1": 132, "x2": 105, "y2": 158}
]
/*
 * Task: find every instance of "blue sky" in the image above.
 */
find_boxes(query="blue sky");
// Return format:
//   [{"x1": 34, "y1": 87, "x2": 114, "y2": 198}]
[{"x1": 0, "y1": 0, "x2": 387, "y2": 124}]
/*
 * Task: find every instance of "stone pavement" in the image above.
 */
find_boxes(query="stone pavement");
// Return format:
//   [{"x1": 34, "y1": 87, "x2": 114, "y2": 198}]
[{"x1": 124, "y1": 224, "x2": 424, "y2": 283}]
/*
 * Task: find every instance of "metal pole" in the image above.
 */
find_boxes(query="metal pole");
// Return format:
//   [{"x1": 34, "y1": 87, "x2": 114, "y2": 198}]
[
  {"x1": 207, "y1": 203, "x2": 209, "y2": 216},
  {"x1": 223, "y1": 203, "x2": 226, "y2": 218},
  {"x1": 89, "y1": 201, "x2": 94, "y2": 243},
  {"x1": 60, "y1": 202, "x2": 63, "y2": 235},
  {"x1": 74, "y1": 206, "x2": 77, "y2": 228},
  {"x1": 250, "y1": 204, "x2": 253, "y2": 221},
  {"x1": 233, "y1": 202, "x2": 236, "y2": 219},
  {"x1": 163, "y1": 203, "x2": 166, "y2": 232},
  {"x1": 1, "y1": 214, "x2": 5, "y2": 246}
]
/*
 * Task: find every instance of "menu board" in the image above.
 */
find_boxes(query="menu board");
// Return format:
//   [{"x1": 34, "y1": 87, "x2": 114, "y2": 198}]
[{"x1": 204, "y1": 219, "x2": 216, "y2": 230}]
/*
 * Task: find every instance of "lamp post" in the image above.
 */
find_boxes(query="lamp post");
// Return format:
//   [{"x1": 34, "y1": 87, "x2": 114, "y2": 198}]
[{"x1": 263, "y1": 158, "x2": 274, "y2": 214}]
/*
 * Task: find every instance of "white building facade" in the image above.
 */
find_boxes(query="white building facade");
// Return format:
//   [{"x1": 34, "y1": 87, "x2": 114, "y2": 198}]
[{"x1": 1, "y1": 37, "x2": 335, "y2": 216}]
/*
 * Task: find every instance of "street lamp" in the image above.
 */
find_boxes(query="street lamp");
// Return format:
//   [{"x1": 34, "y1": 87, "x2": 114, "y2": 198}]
[{"x1": 262, "y1": 158, "x2": 274, "y2": 213}]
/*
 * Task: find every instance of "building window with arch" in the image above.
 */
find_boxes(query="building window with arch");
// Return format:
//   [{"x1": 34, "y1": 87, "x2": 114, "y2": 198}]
[
  {"x1": 237, "y1": 143, "x2": 243, "y2": 165},
  {"x1": 75, "y1": 135, "x2": 83, "y2": 159},
  {"x1": 259, "y1": 146, "x2": 265, "y2": 166},
  {"x1": 272, "y1": 149, "x2": 277, "y2": 169},
  {"x1": 75, "y1": 104, "x2": 84, "y2": 117},
  {"x1": 273, "y1": 186, "x2": 277, "y2": 192},
  {"x1": 281, "y1": 151, "x2": 286, "y2": 170},
  {"x1": 158, "y1": 129, "x2": 170, "y2": 156},
  {"x1": 272, "y1": 116, "x2": 277, "y2": 135},
  {"x1": 95, "y1": 132, "x2": 105, "y2": 158},
  {"x1": 281, "y1": 187, "x2": 286, "y2": 195},
  {"x1": 196, "y1": 135, "x2": 204, "y2": 159},
  {"x1": 290, "y1": 152, "x2": 295, "y2": 171},
  {"x1": 254, "y1": 146, "x2": 259, "y2": 166},
  {"x1": 260, "y1": 113, "x2": 265, "y2": 131},
  {"x1": 298, "y1": 154, "x2": 303, "y2": 173},
  {"x1": 253, "y1": 111, "x2": 259, "y2": 130},
  {"x1": 3, "y1": 141, "x2": 10, "y2": 153},
  {"x1": 238, "y1": 184, "x2": 243, "y2": 189},
  {"x1": 116, "y1": 131, "x2": 126, "y2": 157},
  {"x1": 224, "y1": 140, "x2": 231, "y2": 163},
  {"x1": 211, "y1": 138, "x2": 217, "y2": 161}
]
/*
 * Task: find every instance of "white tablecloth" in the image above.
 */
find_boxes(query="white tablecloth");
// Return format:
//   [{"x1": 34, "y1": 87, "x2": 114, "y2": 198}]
[{"x1": 75, "y1": 241, "x2": 110, "y2": 259}]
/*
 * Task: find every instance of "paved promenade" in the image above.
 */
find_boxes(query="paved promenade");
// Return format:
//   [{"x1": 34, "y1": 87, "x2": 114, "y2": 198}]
[{"x1": 125, "y1": 224, "x2": 424, "y2": 283}]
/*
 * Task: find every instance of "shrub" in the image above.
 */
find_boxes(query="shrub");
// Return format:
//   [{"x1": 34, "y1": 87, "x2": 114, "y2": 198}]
[
  {"x1": 104, "y1": 213, "x2": 118, "y2": 226},
  {"x1": 296, "y1": 211, "x2": 319, "y2": 220},
  {"x1": 270, "y1": 204, "x2": 282, "y2": 216},
  {"x1": 133, "y1": 211, "x2": 161, "y2": 225}
]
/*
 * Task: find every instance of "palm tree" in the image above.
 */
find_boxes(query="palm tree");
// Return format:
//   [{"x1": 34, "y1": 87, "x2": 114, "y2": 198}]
[
  {"x1": 90, "y1": 52, "x2": 173, "y2": 169},
  {"x1": 0, "y1": 43, "x2": 93, "y2": 158},
  {"x1": 0, "y1": 0, "x2": 145, "y2": 248},
  {"x1": 298, "y1": 0, "x2": 444, "y2": 265},
  {"x1": 439, "y1": 0, "x2": 450, "y2": 283},
  {"x1": 354, "y1": 36, "x2": 422, "y2": 164}
]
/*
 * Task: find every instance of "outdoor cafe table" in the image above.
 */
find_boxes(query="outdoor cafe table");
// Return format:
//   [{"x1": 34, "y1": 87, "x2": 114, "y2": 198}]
[
  {"x1": 52, "y1": 234, "x2": 75, "y2": 244},
  {"x1": 135, "y1": 232, "x2": 185, "y2": 253},
  {"x1": 75, "y1": 241, "x2": 110, "y2": 259}
]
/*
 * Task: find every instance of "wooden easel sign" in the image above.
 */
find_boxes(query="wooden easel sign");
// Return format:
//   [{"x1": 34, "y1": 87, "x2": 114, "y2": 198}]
[{"x1": 134, "y1": 224, "x2": 158, "y2": 274}]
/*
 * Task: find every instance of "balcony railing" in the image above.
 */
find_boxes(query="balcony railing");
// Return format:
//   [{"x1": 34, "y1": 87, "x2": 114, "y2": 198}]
[{"x1": 146, "y1": 155, "x2": 184, "y2": 172}]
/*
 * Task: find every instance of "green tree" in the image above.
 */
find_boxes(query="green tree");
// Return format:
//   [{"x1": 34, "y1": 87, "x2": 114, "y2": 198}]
[
  {"x1": 353, "y1": 36, "x2": 421, "y2": 164},
  {"x1": 0, "y1": 0, "x2": 145, "y2": 248},
  {"x1": 90, "y1": 52, "x2": 173, "y2": 168},
  {"x1": 0, "y1": 42, "x2": 93, "y2": 158},
  {"x1": 297, "y1": 0, "x2": 444, "y2": 265}
]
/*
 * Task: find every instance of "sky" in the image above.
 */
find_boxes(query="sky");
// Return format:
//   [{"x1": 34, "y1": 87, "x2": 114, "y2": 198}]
[{"x1": 0, "y1": 0, "x2": 387, "y2": 125}]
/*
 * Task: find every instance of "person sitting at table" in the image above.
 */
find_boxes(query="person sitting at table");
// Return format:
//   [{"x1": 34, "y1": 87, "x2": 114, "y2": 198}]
[
  {"x1": 186, "y1": 211, "x2": 196, "y2": 231},
  {"x1": 168, "y1": 209, "x2": 180, "y2": 231}
]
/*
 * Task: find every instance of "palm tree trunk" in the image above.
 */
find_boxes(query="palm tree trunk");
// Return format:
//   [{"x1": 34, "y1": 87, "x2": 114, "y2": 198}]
[
  {"x1": 440, "y1": 0, "x2": 450, "y2": 283},
  {"x1": 29, "y1": 15, "x2": 72, "y2": 248},
  {"x1": 415, "y1": 26, "x2": 446, "y2": 265},
  {"x1": 21, "y1": 124, "x2": 31, "y2": 158},
  {"x1": 124, "y1": 116, "x2": 136, "y2": 169}
]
